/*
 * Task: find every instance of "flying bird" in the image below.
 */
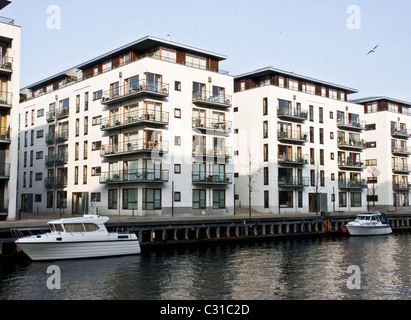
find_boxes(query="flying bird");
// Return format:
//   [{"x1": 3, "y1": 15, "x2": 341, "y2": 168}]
[{"x1": 367, "y1": 45, "x2": 379, "y2": 55}]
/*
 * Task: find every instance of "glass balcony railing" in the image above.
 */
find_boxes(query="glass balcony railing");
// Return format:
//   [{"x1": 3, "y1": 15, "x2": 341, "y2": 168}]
[
  {"x1": 338, "y1": 179, "x2": 367, "y2": 189},
  {"x1": 100, "y1": 109, "x2": 169, "y2": 130},
  {"x1": 0, "y1": 91, "x2": 12, "y2": 107},
  {"x1": 192, "y1": 117, "x2": 232, "y2": 132},
  {"x1": 0, "y1": 56, "x2": 12, "y2": 72},
  {"x1": 277, "y1": 107, "x2": 308, "y2": 121},
  {"x1": 278, "y1": 153, "x2": 309, "y2": 164},
  {"x1": 101, "y1": 80, "x2": 169, "y2": 104},
  {"x1": 277, "y1": 130, "x2": 308, "y2": 143},
  {"x1": 100, "y1": 169, "x2": 169, "y2": 184},
  {"x1": 45, "y1": 130, "x2": 69, "y2": 144},
  {"x1": 336, "y1": 118, "x2": 365, "y2": 130},
  {"x1": 192, "y1": 92, "x2": 232, "y2": 107},
  {"x1": 192, "y1": 145, "x2": 232, "y2": 158},
  {"x1": 192, "y1": 172, "x2": 233, "y2": 184},
  {"x1": 0, "y1": 127, "x2": 10, "y2": 142},
  {"x1": 100, "y1": 139, "x2": 169, "y2": 157},
  {"x1": 278, "y1": 177, "x2": 309, "y2": 187}
]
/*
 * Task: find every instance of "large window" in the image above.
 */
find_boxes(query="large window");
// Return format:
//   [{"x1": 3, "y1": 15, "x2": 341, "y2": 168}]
[
  {"x1": 143, "y1": 188, "x2": 161, "y2": 210},
  {"x1": 351, "y1": 192, "x2": 362, "y2": 207},
  {"x1": 123, "y1": 188, "x2": 138, "y2": 210},
  {"x1": 193, "y1": 189, "x2": 206, "y2": 209},
  {"x1": 213, "y1": 190, "x2": 225, "y2": 209},
  {"x1": 108, "y1": 189, "x2": 118, "y2": 209}
]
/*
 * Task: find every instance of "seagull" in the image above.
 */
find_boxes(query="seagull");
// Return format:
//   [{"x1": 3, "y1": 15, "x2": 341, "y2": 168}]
[{"x1": 367, "y1": 45, "x2": 379, "y2": 55}]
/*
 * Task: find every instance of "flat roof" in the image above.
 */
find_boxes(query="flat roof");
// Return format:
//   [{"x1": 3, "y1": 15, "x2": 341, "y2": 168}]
[
  {"x1": 350, "y1": 96, "x2": 411, "y2": 107},
  {"x1": 22, "y1": 35, "x2": 227, "y2": 91},
  {"x1": 235, "y1": 66, "x2": 358, "y2": 94}
]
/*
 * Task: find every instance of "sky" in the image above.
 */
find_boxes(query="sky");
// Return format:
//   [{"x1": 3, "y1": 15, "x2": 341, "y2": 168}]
[{"x1": 2, "y1": 0, "x2": 411, "y2": 102}]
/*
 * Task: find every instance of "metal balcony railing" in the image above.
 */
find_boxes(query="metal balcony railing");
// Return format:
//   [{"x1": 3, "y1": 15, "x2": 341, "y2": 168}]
[
  {"x1": 338, "y1": 160, "x2": 364, "y2": 169},
  {"x1": 100, "y1": 109, "x2": 169, "y2": 130},
  {"x1": 100, "y1": 169, "x2": 169, "y2": 184},
  {"x1": 0, "y1": 163, "x2": 10, "y2": 177},
  {"x1": 392, "y1": 146, "x2": 411, "y2": 155},
  {"x1": 337, "y1": 138, "x2": 366, "y2": 149},
  {"x1": 101, "y1": 80, "x2": 169, "y2": 104},
  {"x1": 0, "y1": 127, "x2": 10, "y2": 142},
  {"x1": 392, "y1": 163, "x2": 411, "y2": 172},
  {"x1": 277, "y1": 153, "x2": 309, "y2": 164},
  {"x1": 0, "y1": 56, "x2": 12, "y2": 72},
  {"x1": 192, "y1": 117, "x2": 232, "y2": 132},
  {"x1": 391, "y1": 128, "x2": 411, "y2": 138},
  {"x1": 100, "y1": 139, "x2": 169, "y2": 156},
  {"x1": 338, "y1": 179, "x2": 367, "y2": 189},
  {"x1": 192, "y1": 172, "x2": 233, "y2": 184},
  {"x1": 0, "y1": 91, "x2": 12, "y2": 107},
  {"x1": 45, "y1": 153, "x2": 68, "y2": 165},
  {"x1": 192, "y1": 92, "x2": 232, "y2": 107},
  {"x1": 277, "y1": 107, "x2": 308, "y2": 120},
  {"x1": 277, "y1": 130, "x2": 308, "y2": 142},
  {"x1": 336, "y1": 118, "x2": 365, "y2": 130},
  {"x1": 45, "y1": 130, "x2": 69, "y2": 144},
  {"x1": 278, "y1": 176, "x2": 309, "y2": 187},
  {"x1": 44, "y1": 176, "x2": 68, "y2": 188},
  {"x1": 192, "y1": 145, "x2": 232, "y2": 158}
]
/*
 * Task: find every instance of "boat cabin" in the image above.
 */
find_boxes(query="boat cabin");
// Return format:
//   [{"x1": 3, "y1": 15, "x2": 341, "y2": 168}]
[{"x1": 47, "y1": 215, "x2": 109, "y2": 233}]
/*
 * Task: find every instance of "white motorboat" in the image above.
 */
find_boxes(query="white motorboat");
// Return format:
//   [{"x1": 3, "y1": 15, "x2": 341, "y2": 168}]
[
  {"x1": 13, "y1": 215, "x2": 141, "y2": 261},
  {"x1": 345, "y1": 213, "x2": 392, "y2": 236}
]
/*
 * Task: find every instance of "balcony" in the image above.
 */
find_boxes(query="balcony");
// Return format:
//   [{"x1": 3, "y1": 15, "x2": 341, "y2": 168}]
[
  {"x1": 100, "y1": 110, "x2": 169, "y2": 131},
  {"x1": 0, "y1": 91, "x2": 12, "y2": 109},
  {"x1": 45, "y1": 130, "x2": 69, "y2": 144},
  {"x1": 101, "y1": 80, "x2": 169, "y2": 105},
  {"x1": 392, "y1": 146, "x2": 411, "y2": 156},
  {"x1": 277, "y1": 130, "x2": 308, "y2": 144},
  {"x1": 0, "y1": 163, "x2": 10, "y2": 179},
  {"x1": 192, "y1": 117, "x2": 232, "y2": 134},
  {"x1": 392, "y1": 163, "x2": 411, "y2": 173},
  {"x1": 46, "y1": 107, "x2": 69, "y2": 122},
  {"x1": 392, "y1": 182, "x2": 411, "y2": 191},
  {"x1": 100, "y1": 169, "x2": 169, "y2": 184},
  {"x1": 337, "y1": 138, "x2": 366, "y2": 151},
  {"x1": 338, "y1": 160, "x2": 365, "y2": 170},
  {"x1": 192, "y1": 92, "x2": 232, "y2": 109},
  {"x1": 44, "y1": 176, "x2": 68, "y2": 188},
  {"x1": 391, "y1": 128, "x2": 411, "y2": 139},
  {"x1": 0, "y1": 127, "x2": 10, "y2": 143},
  {"x1": 278, "y1": 176, "x2": 309, "y2": 188},
  {"x1": 338, "y1": 179, "x2": 367, "y2": 189},
  {"x1": 277, "y1": 107, "x2": 308, "y2": 122},
  {"x1": 0, "y1": 57, "x2": 12, "y2": 75},
  {"x1": 100, "y1": 139, "x2": 169, "y2": 157},
  {"x1": 277, "y1": 153, "x2": 309, "y2": 166},
  {"x1": 336, "y1": 118, "x2": 365, "y2": 131},
  {"x1": 45, "y1": 153, "x2": 68, "y2": 166},
  {"x1": 192, "y1": 145, "x2": 232, "y2": 160},
  {"x1": 192, "y1": 172, "x2": 233, "y2": 185}
]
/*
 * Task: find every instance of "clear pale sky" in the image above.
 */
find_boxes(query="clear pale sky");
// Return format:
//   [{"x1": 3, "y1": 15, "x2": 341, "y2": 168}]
[{"x1": 3, "y1": 0, "x2": 411, "y2": 101}]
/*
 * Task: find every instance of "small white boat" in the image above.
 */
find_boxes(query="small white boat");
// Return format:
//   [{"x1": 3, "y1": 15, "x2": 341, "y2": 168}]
[
  {"x1": 345, "y1": 213, "x2": 392, "y2": 236},
  {"x1": 13, "y1": 215, "x2": 141, "y2": 261}
]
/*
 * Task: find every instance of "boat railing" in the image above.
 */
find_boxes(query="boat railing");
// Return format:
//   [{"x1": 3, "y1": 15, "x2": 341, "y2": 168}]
[{"x1": 10, "y1": 227, "x2": 50, "y2": 240}]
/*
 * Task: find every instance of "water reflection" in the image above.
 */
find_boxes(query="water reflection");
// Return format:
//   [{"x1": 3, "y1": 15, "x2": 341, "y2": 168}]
[{"x1": 0, "y1": 234, "x2": 409, "y2": 300}]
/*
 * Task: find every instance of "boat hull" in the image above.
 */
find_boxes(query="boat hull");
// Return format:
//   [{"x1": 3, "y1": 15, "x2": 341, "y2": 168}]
[
  {"x1": 346, "y1": 225, "x2": 392, "y2": 236},
  {"x1": 16, "y1": 239, "x2": 141, "y2": 261}
]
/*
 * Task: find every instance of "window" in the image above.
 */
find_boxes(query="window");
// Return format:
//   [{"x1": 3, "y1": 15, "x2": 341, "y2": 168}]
[
  {"x1": 92, "y1": 116, "x2": 102, "y2": 126},
  {"x1": 263, "y1": 167, "x2": 269, "y2": 185},
  {"x1": 309, "y1": 106, "x2": 314, "y2": 121},
  {"x1": 319, "y1": 128, "x2": 324, "y2": 144},
  {"x1": 36, "y1": 130, "x2": 44, "y2": 138},
  {"x1": 84, "y1": 92, "x2": 89, "y2": 110},
  {"x1": 264, "y1": 191, "x2": 269, "y2": 208},
  {"x1": 93, "y1": 90, "x2": 102, "y2": 101},
  {"x1": 175, "y1": 81, "x2": 181, "y2": 91},
  {"x1": 320, "y1": 170, "x2": 325, "y2": 186},
  {"x1": 108, "y1": 189, "x2": 118, "y2": 209},
  {"x1": 36, "y1": 151, "x2": 43, "y2": 159},
  {"x1": 279, "y1": 191, "x2": 293, "y2": 207},
  {"x1": 75, "y1": 119, "x2": 79, "y2": 137},
  {"x1": 193, "y1": 189, "x2": 206, "y2": 209},
  {"x1": 213, "y1": 190, "x2": 225, "y2": 209},
  {"x1": 91, "y1": 167, "x2": 101, "y2": 176},
  {"x1": 339, "y1": 192, "x2": 347, "y2": 207},
  {"x1": 310, "y1": 169, "x2": 315, "y2": 186},
  {"x1": 174, "y1": 108, "x2": 181, "y2": 118},
  {"x1": 37, "y1": 108, "x2": 44, "y2": 117},
  {"x1": 310, "y1": 127, "x2": 314, "y2": 143},
  {"x1": 91, "y1": 193, "x2": 101, "y2": 202},
  {"x1": 365, "y1": 123, "x2": 376, "y2": 130},
  {"x1": 263, "y1": 121, "x2": 268, "y2": 138},
  {"x1": 320, "y1": 149, "x2": 324, "y2": 165},
  {"x1": 92, "y1": 141, "x2": 101, "y2": 151},
  {"x1": 83, "y1": 165, "x2": 87, "y2": 184},
  {"x1": 319, "y1": 107, "x2": 323, "y2": 123},
  {"x1": 174, "y1": 192, "x2": 181, "y2": 202},
  {"x1": 263, "y1": 98, "x2": 268, "y2": 115},
  {"x1": 74, "y1": 166, "x2": 78, "y2": 185},
  {"x1": 310, "y1": 148, "x2": 315, "y2": 165},
  {"x1": 35, "y1": 194, "x2": 42, "y2": 202},
  {"x1": 175, "y1": 136, "x2": 181, "y2": 146},
  {"x1": 84, "y1": 141, "x2": 88, "y2": 160},
  {"x1": 75, "y1": 142, "x2": 79, "y2": 160},
  {"x1": 351, "y1": 192, "x2": 362, "y2": 207},
  {"x1": 143, "y1": 188, "x2": 161, "y2": 210},
  {"x1": 174, "y1": 164, "x2": 181, "y2": 174},
  {"x1": 123, "y1": 188, "x2": 138, "y2": 209},
  {"x1": 263, "y1": 144, "x2": 268, "y2": 162},
  {"x1": 84, "y1": 116, "x2": 88, "y2": 135},
  {"x1": 35, "y1": 172, "x2": 42, "y2": 180},
  {"x1": 47, "y1": 191, "x2": 53, "y2": 208},
  {"x1": 329, "y1": 111, "x2": 333, "y2": 119},
  {"x1": 298, "y1": 191, "x2": 303, "y2": 208},
  {"x1": 76, "y1": 94, "x2": 80, "y2": 113}
]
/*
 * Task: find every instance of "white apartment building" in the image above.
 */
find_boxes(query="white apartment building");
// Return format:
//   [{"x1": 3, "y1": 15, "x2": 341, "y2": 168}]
[
  {"x1": 0, "y1": 1, "x2": 20, "y2": 221},
  {"x1": 353, "y1": 96, "x2": 411, "y2": 211},
  {"x1": 18, "y1": 36, "x2": 234, "y2": 216},
  {"x1": 233, "y1": 67, "x2": 368, "y2": 214}
]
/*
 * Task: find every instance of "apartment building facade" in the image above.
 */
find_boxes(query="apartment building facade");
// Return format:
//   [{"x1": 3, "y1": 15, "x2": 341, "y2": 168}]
[
  {"x1": 353, "y1": 96, "x2": 411, "y2": 211},
  {"x1": 18, "y1": 36, "x2": 234, "y2": 216},
  {"x1": 233, "y1": 67, "x2": 368, "y2": 214},
  {"x1": 0, "y1": 3, "x2": 20, "y2": 220}
]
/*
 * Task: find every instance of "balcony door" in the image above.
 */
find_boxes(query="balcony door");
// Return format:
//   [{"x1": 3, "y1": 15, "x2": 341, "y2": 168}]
[
  {"x1": 144, "y1": 159, "x2": 162, "y2": 180},
  {"x1": 145, "y1": 73, "x2": 162, "y2": 92}
]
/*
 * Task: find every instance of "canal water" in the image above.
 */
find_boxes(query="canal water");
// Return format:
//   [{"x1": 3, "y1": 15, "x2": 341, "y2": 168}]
[{"x1": 0, "y1": 233, "x2": 409, "y2": 300}]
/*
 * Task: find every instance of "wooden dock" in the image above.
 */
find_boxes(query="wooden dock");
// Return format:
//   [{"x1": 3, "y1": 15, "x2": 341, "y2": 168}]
[{"x1": 1, "y1": 213, "x2": 411, "y2": 259}]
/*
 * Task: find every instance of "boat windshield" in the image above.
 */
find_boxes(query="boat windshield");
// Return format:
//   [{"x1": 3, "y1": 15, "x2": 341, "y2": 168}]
[{"x1": 50, "y1": 224, "x2": 64, "y2": 232}]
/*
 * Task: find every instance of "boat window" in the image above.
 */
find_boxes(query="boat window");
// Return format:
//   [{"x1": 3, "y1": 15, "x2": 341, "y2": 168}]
[
  {"x1": 54, "y1": 224, "x2": 64, "y2": 232},
  {"x1": 64, "y1": 223, "x2": 86, "y2": 232},
  {"x1": 83, "y1": 223, "x2": 99, "y2": 231}
]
